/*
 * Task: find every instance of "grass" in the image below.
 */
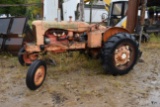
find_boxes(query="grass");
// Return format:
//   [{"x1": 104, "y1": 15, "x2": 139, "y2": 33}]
[
  {"x1": 0, "y1": 33, "x2": 160, "y2": 76},
  {"x1": 46, "y1": 51, "x2": 103, "y2": 74},
  {"x1": 142, "y1": 33, "x2": 160, "y2": 49},
  {"x1": 0, "y1": 33, "x2": 160, "y2": 107},
  {"x1": 149, "y1": 33, "x2": 160, "y2": 42},
  {"x1": 1, "y1": 33, "x2": 160, "y2": 80},
  {"x1": 45, "y1": 33, "x2": 160, "y2": 75}
]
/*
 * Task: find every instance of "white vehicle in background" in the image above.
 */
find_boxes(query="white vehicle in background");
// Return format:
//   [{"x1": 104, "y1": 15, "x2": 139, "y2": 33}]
[
  {"x1": 43, "y1": 0, "x2": 148, "y2": 28},
  {"x1": 43, "y1": 0, "x2": 113, "y2": 22},
  {"x1": 62, "y1": 0, "x2": 109, "y2": 22},
  {"x1": 43, "y1": 0, "x2": 59, "y2": 21},
  {"x1": 76, "y1": 0, "x2": 129, "y2": 23},
  {"x1": 76, "y1": 0, "x2": 109, "y2": 22}
]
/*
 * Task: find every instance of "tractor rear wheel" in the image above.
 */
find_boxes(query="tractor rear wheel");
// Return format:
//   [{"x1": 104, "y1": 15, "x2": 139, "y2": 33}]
[
  {"x1": 18, "y1": 47, "x2": 38, "y2": 66},
  {"x1": 102, "y1": 33, "x2": 139, "y2": 75},
  {"x1": 26, "y1": 60, "x2": 47, "y2": 90}
]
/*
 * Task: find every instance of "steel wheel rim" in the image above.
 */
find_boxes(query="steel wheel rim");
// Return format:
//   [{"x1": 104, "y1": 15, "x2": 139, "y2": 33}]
[
  {"x1": 114, "y1": 42, "x2": 135, "y2": 70},
  {"x1": 34, "y1": 66, "x2": 45, "y2": 86}
]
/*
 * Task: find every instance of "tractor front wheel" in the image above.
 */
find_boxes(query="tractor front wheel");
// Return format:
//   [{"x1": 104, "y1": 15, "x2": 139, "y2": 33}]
[
  {"x1": 102, "y1": 33, "x2": 139, "y2": 75},
  {"x1": 18, "y1": 47, "x2": 39, "y2": 66},
  {"x1": 26, "y1": 60, "x2": 47, "y2": 90}
]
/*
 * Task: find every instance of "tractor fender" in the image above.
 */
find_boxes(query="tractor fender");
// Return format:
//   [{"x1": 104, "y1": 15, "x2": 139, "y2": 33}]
[{"x1": 103, "y1": 27, "x2": 129, "y2": 42}]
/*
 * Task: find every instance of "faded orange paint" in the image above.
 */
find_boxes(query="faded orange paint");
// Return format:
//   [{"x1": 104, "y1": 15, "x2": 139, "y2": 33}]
[
  {"x1": 103, "y1": 27, "x2": 129, "y2": 42},
  {"x1": 87, "y1": 31, "x2": 102, "y2": 48},
  {"x1": 32, "y1": 20, "x2": 91, "y2": 46},
  {"x1": 25, "y1": 44, "x2": 41, "y2": 53},
  {"x1": 42, "y1": 21, "x2": 90, "y2": 32},
  {"x1": 45, "y1": 42, "x2": 85, "y2": 51},
  {"x1": 68, "y1": 42, "x2": 86, "y2": 50},
  {"x1": 31, "y1": 20, "x2": 129, "y2": 53},
  {"x1": 45, "y1": 45, "x2": 67, "y2": 53},
  {"x1": 32, "y1": 20, "x2": 107, "y2": 48},
  {"x1": 32, "y1": 20, "x2": 46, "y2": 45}
]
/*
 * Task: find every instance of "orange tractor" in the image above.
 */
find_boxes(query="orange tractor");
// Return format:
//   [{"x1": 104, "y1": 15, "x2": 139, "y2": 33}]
[{"x1": 18, "y1": 0, "x2": 142, "y2": 90}]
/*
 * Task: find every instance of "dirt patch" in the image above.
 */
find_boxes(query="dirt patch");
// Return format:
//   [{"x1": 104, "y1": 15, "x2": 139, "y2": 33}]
[{"x1": 0, "y1": 43, "x2": 160, "y2": 107}]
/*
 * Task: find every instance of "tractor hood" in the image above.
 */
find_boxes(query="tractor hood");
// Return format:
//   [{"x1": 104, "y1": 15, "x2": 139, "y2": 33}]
[{"x1": 32, "y1": 20, "x2": 90, "y2": 32}]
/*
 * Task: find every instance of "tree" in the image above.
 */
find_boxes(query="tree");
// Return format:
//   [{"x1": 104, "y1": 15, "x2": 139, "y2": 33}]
[
  {"x1": 0, "y1": 0, "x2": 27, "y2": 17},
  {"x1": 26, "y1": 0, "x2": 42, "y2": 20}
]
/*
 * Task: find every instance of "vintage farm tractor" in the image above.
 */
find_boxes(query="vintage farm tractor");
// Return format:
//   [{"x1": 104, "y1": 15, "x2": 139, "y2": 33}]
[{"x1": 18, "y1": 17, "x2": 141, "y2": 90}]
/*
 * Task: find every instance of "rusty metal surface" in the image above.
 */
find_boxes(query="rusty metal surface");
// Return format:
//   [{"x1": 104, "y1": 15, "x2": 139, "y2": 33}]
[
  {"x1": 103, "y1": 27, "x2": 129, "y2": 42},
  {"x1": 126, "y1": 0, "x2": 140, "y2": 33},
  {"x1": 68, "y1": 42, "x2": 86, "y2": 50},
  {"x1": 5, "y1": 37, "x2": 23, "y2": 55},
  {"x1": 25, "y1": 43, "x2": 41, "y2": 53},
  {"x1": 32, "y1": 20, "x2": 106, "y2": 45},
  {"x1": 38, "y1": 20, "x2": 90, "y2": 32},
  {"x1": 114, "y1": 45, "x2": 130, "y2": 67},
  {"x1": 87, "y1": 31, "x2": 102, "y2": 48}
]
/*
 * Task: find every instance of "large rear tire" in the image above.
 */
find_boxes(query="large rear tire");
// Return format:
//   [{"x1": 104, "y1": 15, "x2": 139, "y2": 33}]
[
  {"x1": 102, "y1": 33, "x2": 139, "y2": 75},
  {"x1": 26, "y1": 60, "x2": 47, "y2": 90}
]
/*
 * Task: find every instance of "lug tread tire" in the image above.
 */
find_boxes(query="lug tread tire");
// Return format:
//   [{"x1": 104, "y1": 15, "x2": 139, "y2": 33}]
[
  {"x1": 26, "y1": 60, "x2": 47, "y2": 90},
  {"x1": 18, "y1": 47, "x2": 26, "y2": 66},
  {"x1": 102, "y1": 33, "x2": 139, "y2": 75}
]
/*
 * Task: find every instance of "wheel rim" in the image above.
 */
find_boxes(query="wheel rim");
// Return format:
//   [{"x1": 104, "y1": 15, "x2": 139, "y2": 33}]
[
  {"x1": 114, "y1": 43, "x2": 135, "y2": 70},
  {"x1": 34, "y1": 66, "x2": 45, "y2": 86},
  {"x1": 23, "y1": 53, "x2": 38, "y2": 64}
]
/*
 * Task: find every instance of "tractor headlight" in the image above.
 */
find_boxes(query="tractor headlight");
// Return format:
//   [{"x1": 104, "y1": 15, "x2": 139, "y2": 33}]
[{"x1": 44, "y1": 37, "x2": 50, "y2": 44}]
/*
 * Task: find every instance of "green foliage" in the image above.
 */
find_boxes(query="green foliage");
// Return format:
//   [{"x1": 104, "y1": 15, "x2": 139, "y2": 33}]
[
  {"x1": 142, "y1": 33, "x2": 160, "y2": 49},
  {"x1": 156, "y1": 7, "x2": 160, "y2": 12},
  {"x1": 0, "y1": 0, "x2": 27, "y2": 17},
  {"x1": 47, "y1": 52, "x2": 102, "y2": 74},
  {"x1": 59, "y1": 0, "x2": 64, "y2": 3},
  {"x1": 26, "y1": 0, "x2": 42, "y2": 20},
  {"x1": 148, "y1": 6, "x2": 160, "y2": 12},
  {"x1": 0, "y1": 0, "x2": 42, "y2": 19},
  {"x1": 149, "y1": 33, "x2": 160, "y2": 43}
]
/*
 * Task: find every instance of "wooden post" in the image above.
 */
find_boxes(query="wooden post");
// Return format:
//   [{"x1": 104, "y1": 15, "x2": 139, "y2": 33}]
[
  {"x1": 90, "y1": 0, "x2": 93, "y2": 24},
  {"x1": 139, "y1": 0, "x2": 147, "y2": 45},
  {"x1": 80, "y1": 0, "x2": 85, "y2": 21},
  {"x1": 126, "y1": 0, "x2": 140, "y2": 33}
]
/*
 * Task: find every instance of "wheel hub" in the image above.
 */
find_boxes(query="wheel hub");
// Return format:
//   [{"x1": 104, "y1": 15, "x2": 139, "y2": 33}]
[
  {"x1": 114, "y1": 45, "x2": 130, "y2": 66},
  {"x1": 121, "y1": 53, "x2": 127, "y2": 59}
]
